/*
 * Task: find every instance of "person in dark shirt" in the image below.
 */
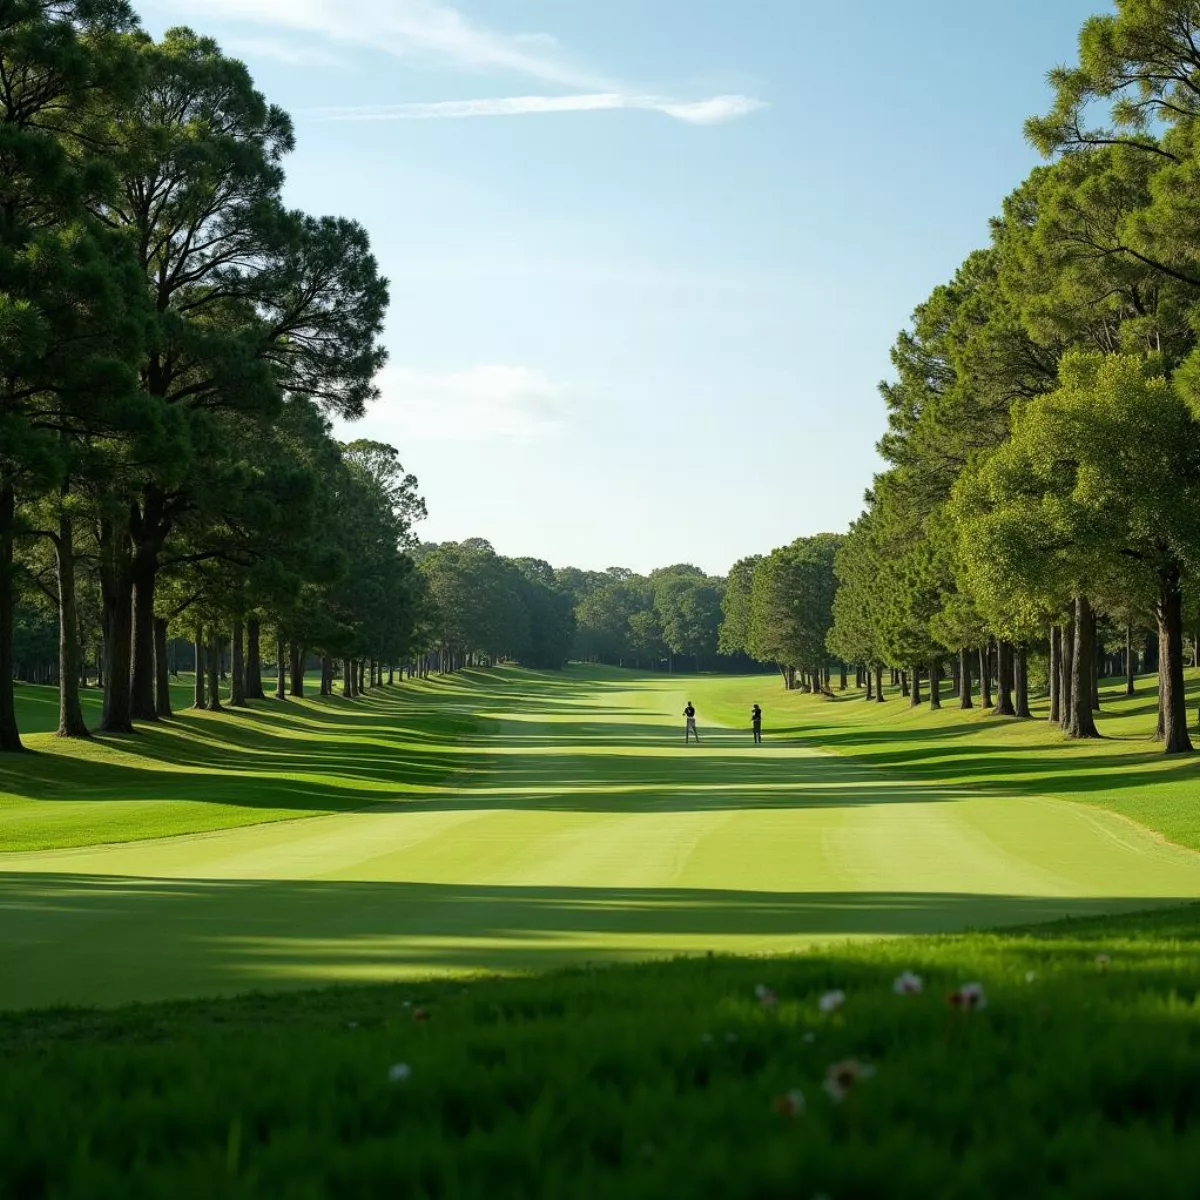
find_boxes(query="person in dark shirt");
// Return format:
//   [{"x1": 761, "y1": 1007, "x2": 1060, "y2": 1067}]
[
  {"x1": 684, "y1": 702, "x2": 699, "y2": 744},
  {"x1": 751, "y1": 703, "x2": 762, "y2": 744}
]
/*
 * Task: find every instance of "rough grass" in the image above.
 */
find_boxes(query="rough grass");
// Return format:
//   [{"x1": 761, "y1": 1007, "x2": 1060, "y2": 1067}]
[{"x1": 4, "y1": 903, "x2": 1200, "y2": 1199}]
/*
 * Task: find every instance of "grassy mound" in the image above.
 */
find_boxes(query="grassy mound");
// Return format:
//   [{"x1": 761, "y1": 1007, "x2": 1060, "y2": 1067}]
[{"x1": 5, "y1": 904, "x2": 1200, "y2": 1198}]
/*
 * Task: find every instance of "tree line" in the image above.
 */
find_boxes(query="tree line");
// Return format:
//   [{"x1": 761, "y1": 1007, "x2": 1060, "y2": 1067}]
[
  {"x1": 1, "y1": 1, "x2": 429, "y2": 749},
  {"x1": 825, "y1": 0, "x2": 1200, "y2": 756}
]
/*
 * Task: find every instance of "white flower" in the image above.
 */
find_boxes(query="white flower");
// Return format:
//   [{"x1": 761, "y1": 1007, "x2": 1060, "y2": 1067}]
[
  {"x1": 818, "y1": 989, "x2": 845, "y2": 1014},
  {"x1": 388, "y1": 1063, "x2": 412, "y2": 1083},
  {"x1": 822, "y1": 1058, "x2": 875, "y2": 1103},
  {"x1": 948, "y1": 982, "x2": 987, "y2": 1011},
  {"x1": 893, "y1": 971, "x2": 923, "y2": 996}
]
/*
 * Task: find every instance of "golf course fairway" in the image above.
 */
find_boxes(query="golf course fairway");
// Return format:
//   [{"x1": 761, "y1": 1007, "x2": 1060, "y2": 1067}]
[{"x1": 2, "y1": 667, "x2": 1199, "y2": 1010}]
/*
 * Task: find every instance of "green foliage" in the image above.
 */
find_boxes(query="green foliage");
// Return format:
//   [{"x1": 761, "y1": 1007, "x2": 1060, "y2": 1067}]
[
  {"x1": 748, "y1": 535, "x2": 841, "y2": 672},
  {"x1": 952, "y1": 353, "x2": 1200, "y2": 624}
]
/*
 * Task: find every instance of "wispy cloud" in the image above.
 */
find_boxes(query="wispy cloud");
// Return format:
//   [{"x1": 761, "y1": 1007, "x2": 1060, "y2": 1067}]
[
  {"x1": 225, "y1": 35, "x2": 346, "y2": 68},
  {"x1": 314, "y1": 93, "x2": 765, "y2": 125},
  {"x1": 374, "y1": 365, "x2": 564, "y2": 441},
  {"x1": 156, "y1": 0, "x2": 766, "y2": 124},
  {"x1": 159, "y1": 0, "x2": 610, "y2": 88}
]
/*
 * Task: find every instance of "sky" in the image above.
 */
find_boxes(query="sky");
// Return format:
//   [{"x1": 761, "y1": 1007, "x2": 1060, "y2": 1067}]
[{"x1": 140, "y1": 0, "x2": 1104, "y2": 576}]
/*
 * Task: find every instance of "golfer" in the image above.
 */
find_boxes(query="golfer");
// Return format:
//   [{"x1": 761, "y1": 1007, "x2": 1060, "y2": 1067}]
[
  {"x1": 751, "y1": 703, "x2": 762, "y2": 744},
  {"x1": 684, "y1": 702, "x2": 699, "y2": 744}
]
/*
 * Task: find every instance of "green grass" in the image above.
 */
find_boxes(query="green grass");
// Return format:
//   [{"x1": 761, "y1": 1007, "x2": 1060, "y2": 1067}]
[
  {"x1": 6, "y1": 667, "x2": 1200, "y2": 1195},
  {"x1": 1, "y1": 676, "x2": 474, "y2": 850},
  {"x1": 706, "y1": 669, "x2": 1200, "y2": 851},
  {"x1": 5, "y1": 903, "x2": 1200, "y2": 1198},
  {"x1": 4, "y1": 668, "x2": 1200, "y2": 1009}
]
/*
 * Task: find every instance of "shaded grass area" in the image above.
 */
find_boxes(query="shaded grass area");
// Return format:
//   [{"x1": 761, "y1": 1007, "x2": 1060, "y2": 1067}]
[
  {"x1": 5, "y1": 903, "x2": 1200, "y2": 1199},
  {"x1": 1, "y1": 676, "x2": 479, "y2": 851},
  {"x1": 691, "y1": 668, "x2": 1200, "y2": 851}
]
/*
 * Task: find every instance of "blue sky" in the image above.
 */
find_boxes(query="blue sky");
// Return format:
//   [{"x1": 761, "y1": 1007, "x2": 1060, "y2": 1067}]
[{"x1": 143, "y1": 0, "x2": 1101, "y2": 575}]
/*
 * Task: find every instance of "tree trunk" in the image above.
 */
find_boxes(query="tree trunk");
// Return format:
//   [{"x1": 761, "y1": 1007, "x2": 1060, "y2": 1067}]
[
  {"x1": 1014, "y1": 644, "x2": 1031, "y2": 718},
  {"x1": 1048, "y1": 626, "x2": 1061, "y2": 724},
  {"x1": 245, "y1": 618, "x2": 265, "y2": 699},
  {"x1": 153, "y1": 618, "x2": 172, "y2": 718},
  {"x1": 289, "y1": 642, "x2": 305, "y2": 698},
  {"x1": 1061, "y1": 619, "x2": 1075, "y2": 731},
  {"x1": 320, "y1": 654, "x2": 333, "y2": 696},
  {"x1": 1157, "y1": 564, "x2": 1193, "y2": 754},
  {"x1": 978, "y1": 647, "x2": 991, "y2": 710},
  {"x1": 343, "y1": 658, "x2": 356, "y2": 698},
  {"x1": 388, "y1": 663, "x2": 395, "y2": 685},
  {"x1": 98, "y1": 518, "x2": 134, "y2": 734},
  {"x1": 54, "y1": 510, "x2": 89, "y2": 739},
  {"x1": 865, "y1": 668, "x2": 873, "y2": 700},
  {"x1": 0, "y1": 481, "x2": 20, "y2": 751},
  {"x1": 128, "y1": 545, "x2": 159, "y2": 722},
  {"x1": 1125, "y1": 623, "x2": 1135, "y2": 696},
  {"x1": 929, "y1": 661, "x2": 942, "y2": 710},
  {"x1": 358, "y1": 660, "x2": 366, "y2": 693},
  {"x1": 909, "y1": 667, "x2": 921, "y2": 707},
  {"x1": 193, "y1": 630, "x2": 206, "y2": 709},
  {"x1": 900, "y1": 670, "x2": 910, "y2": 698},
  {"x1": 275, "y1": 634, "x2": 287, "y2": 700},
  {"x1": 873, "y1": 663, "x2": 884, "y2": 702},
  {"x1": 205, "y1": 628, "x2": 223, "y2": 711},
  {"x1": 994, "y1": 640, "x2": 1015, "y2": 716},
  {"x1": 230, "y1": 623, "x2": 247, "y2": 707},
  {"x1": 1066, "y1": 597, "x2": 1100, "y2": 739},
  {"x1": 959, "y1": 647, "x2": 973, "y2": 710}
]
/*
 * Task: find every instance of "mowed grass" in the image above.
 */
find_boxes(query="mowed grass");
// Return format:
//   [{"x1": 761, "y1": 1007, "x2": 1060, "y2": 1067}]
[
  {"x1": 693, "y1": 668, "x2": 1200, "y2": 852},
  {"x1": 5, "y1": 667, "x2": 1200, "y2": 1009},
  {"x1": 1, "y1": 676, "x2": 475, "y2": 851},
  {"x1": 4, "y1": 904, "x2": 1200, "y2": 1198}
]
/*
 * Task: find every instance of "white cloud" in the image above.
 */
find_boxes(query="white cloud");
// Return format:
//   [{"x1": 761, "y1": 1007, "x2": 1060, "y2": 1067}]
[
  {"x1": 371, "y1": 365, "x2": 564, "y2": 441},
  {"x1": 156, "y1": 0, "x2": 766, "y2": 124},
  {"x1": 159, "y1": 0, "x2": 610, "y2": 89},
  {"x1": 314, "y1": 92, "x2": 765, "y2": 125},
  {"x1": 225, "y1": 35, "x2": 346, "y2": 67},
  {"x1": 314, "y1": 91, "x2": 763, "y2": 124}
]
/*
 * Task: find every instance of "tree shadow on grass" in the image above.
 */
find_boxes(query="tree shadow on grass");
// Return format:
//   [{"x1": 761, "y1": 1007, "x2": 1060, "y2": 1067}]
[{"x1": 0, "y1": 872, "x2": 1191, "y2": 1009}]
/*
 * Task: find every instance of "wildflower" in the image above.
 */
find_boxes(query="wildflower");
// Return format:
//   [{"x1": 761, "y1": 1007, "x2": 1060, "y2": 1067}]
[
  {"x1": 412, "y1": 1007, "x2": 430, "y2": 1022},
  {"x1": 1096, "y1": 954, "x2": 1111, "y2": 973},
  {"x1": 822, "y1": 1058, "x2": 875, "y2": 1103},
  {"x1": 947, "y1": 982, "x2": 987, "y2": 1011},
  {"x1": 755, "y1": 984, "x2": 778, "y2": 1007},
  {"x1": 893, "y1": 971, "x2": 923, "y2": 996},
  {"x1": 819, "y1": 989, "x2": 845, "y2": 1015},
  {"x1": 388, "y1": 1063, "x2": 412, "y2": 1083},
  {"x1": 772, "y1": 1088, "x2": 806, "y2": 1118}
]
